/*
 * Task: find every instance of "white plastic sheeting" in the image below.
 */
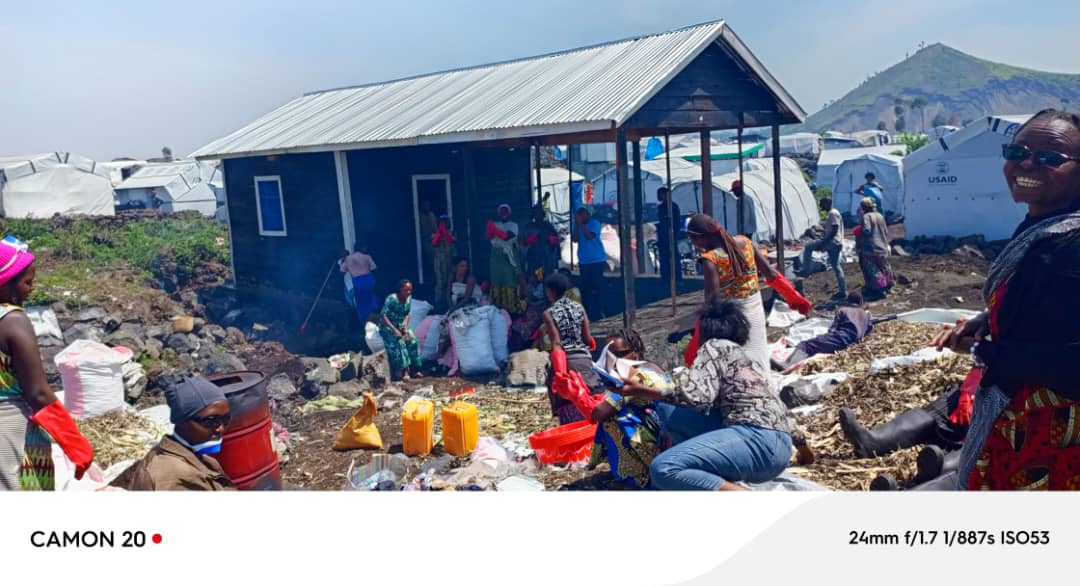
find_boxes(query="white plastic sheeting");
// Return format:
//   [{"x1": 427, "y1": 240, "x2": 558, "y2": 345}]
[
  {"x1": 763, "y1": 132, "x2": 821, "y2": 157},
  {"x1": 115, "y1": 160, "x2": 221, "y2": 216},
  {"x1": 0, "y1": 153, "x2": 115, "y2": 217},
  {"x1": 713, "y1": 157, "x2": 820, "y2": 241},
  {"x1": 531, "y1": 167, "x2": 584, "y2": 223},
  {"x1": 903, "y1": 115, "x2": 1030, "y2": 240},
  {"x1": 816, "y1": 144, "x2": 903, "y2": 197},
  {"x1": 831, "y1": 153, "x2": 905, "y2": 218},
  {"x1": 590, "y1": 156, "x2": 818, "y2": 242}
]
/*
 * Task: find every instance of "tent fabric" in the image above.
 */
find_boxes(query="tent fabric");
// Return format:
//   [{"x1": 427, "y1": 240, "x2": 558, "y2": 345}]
[
  {"x1": 0, "y1": 153, "x2": 115, "y2": 218},
  {"x1": 903, "y1": 115, "x2": 1030, "y2": 240},
  {"x1": 831, "y1": 153, "x2": 905, "y2": 218},
  {"x1": 763, "y1": 133, "x2": 821, "y2": 157},
  {"x1": 531, "y1": 167, "x2": 584, "y2": 226},
  {"x1": 115, "y1": 161, "x2": 221, "y2": 216},
  {"x1": 815, "y1": 144, "x2": 903, "y2": 197},
  {"x1": 591, "y1": 156, "x2": 818, "y2": 242}
]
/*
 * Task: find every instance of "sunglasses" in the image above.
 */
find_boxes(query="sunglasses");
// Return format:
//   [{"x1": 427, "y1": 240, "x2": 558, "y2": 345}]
[
  {"x1": 1002, "y1": 143, "x2": 1079, "y2": 168},
  {"x1": 609, "y1": 346, "x2": 635, "y2": 358},
  {"x1": 191, "y1": 413, "x2": 231, "y2": 429}
]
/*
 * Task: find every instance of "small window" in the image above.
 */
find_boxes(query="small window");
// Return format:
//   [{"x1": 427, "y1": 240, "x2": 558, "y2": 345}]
[{"x1": 254, "y1": 176, "x2": 287, "y2": 236}]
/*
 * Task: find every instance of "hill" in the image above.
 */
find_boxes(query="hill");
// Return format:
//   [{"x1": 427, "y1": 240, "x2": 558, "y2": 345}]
[{"x1": 797, "y1": 44, "x2": 1080, "y2": 133}]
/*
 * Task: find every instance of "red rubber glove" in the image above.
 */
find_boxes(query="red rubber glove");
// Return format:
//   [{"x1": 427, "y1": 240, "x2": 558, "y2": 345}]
[
  {"x1": 550, "y1": 348, "x2": 567, "y2": 374},
  {"x1": 524, "y1": 233, "x2": 539, "y2": 247},
  {"x1": 551, "y1": 369, "x2": 603, "y2": 419},
  {"x1": 767, "y1": 273, "x2": 813, "y2": 315},
  {"x1": 547, "y1": 235, "x2": 561, "y2": 247},
  {"x1": 31, "y1": 401, "x2": 94, "y2": 480},
  {"x1": 486, "y1": 220, "x2": 508, "y2": 241},
  {"x1": 683, "y1": 320, "x2": 701, "y2": 368},
  {"x1": 852, "y1": 225, "x2": 864, "y2": 237},
  {"x1": 949, "y1": 368, "x2": 983, "y2": 426},
  {"x1": 431, "y1": 221, "x2": 456, "y2": 246}
]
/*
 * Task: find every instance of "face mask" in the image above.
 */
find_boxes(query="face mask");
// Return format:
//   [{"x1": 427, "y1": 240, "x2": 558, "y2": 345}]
[{"x1": 175, "y1": 433, "x2": 223, "y2": 455}]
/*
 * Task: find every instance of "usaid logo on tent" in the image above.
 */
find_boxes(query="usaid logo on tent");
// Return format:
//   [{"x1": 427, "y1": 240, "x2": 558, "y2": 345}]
[{"x1": 929, "y1": 160, "x2": 958, "y2": 185}]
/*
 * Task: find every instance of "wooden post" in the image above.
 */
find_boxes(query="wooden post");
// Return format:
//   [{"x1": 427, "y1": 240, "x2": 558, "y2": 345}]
[
  {"x1": 737, "y1": 115, "x2": 745, "y2": 235},
  {"x1": 534, "y1": 144, "x2": 542, "y2": 205},
  {"x1": 632, "y1": 138, "x2": 646, "y2": 274},
  {"x1": 568, "y1": 144, "x2": 575, "y2": 272},
  {"x1": 462, "y1": 147, "x2": 477, "y2": 263},
  {"x1": 665, "y1": 132, "x2": 676, "y2": 317},
  {"x1": 772, "y1": 125, "x2": 785, "y2": 270},
  {"x1": 700, "y1": 130, "x2": 712, "y2": 216},
  {"x1": 616, "y1": 128, "x2": 636, "y2": 328}
]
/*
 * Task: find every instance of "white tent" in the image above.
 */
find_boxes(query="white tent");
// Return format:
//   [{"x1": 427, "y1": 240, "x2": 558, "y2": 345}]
[
  {"x1": 903, "y1": 115, "x2": 1030, "y2": 240},
  {"x1": 832, "y1": 153, "x2": 905, "y2": 218},
  {"x1": 530, "y1": 167, "x2": 584, "y2": 225},
  {"x1": 592, "y1": 156, "x2": 818, "y2": 242},
  {"x1": 763, "y1": 133, "x2": 821, "y2": 157},
  {"x1": 713, "y1": 158, "x2": 820, "y2": 241},
  {"x1": 0, "y1": 153, "x2": 115, "y2": 218},
  {"x1": 115, "y1": 161, "x2": 220, "y2": 216},
  {"x1": 816, "y1": 144, "x2": 904, "y2": 196}
]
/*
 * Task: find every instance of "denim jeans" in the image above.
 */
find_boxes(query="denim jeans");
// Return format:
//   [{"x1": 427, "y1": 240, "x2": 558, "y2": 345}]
[
  {"x1": 651, "y1": 403, "x2": 792, "y2": 490},
  {"x1": 800, "y1": 241, "x2": 846, "y2": 296}
]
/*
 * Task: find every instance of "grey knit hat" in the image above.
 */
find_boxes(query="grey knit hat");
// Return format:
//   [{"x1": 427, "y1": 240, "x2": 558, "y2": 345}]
[{"x1": 165, "y1": 377, "x2": 227, "y2": 424}]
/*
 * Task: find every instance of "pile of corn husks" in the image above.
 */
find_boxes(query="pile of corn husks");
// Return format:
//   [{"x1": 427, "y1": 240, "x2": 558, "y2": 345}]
[
  {"x1": 77, "y1": 410, "x2": 167, "y2": 468},
  {"x1": 784, "y1": 320, "x2": 972, "y2": 490}
]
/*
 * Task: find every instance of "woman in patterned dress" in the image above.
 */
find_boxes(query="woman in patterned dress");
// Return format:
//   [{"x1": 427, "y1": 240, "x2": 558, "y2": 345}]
[
  {"x1": 932, "y1": 110, "x2": 1080, "y2": 490},
  {"x1": 487, "y1": 204, "x2": 526, "y2": 314},
  {"x1": 620, "y1": 300, "x2": 793, "y2": 491},
  {"x1": 378, "y1": 279, "x2": 423, "y2": 382},
  {"x1": 684, "y1": 214, "x2": 778, "y2": 374},
  {"x1": 542, "y1": 272, "x2": 597, "y2": 425},
  {"x1": 0, "y1": 236, "x2": 93, "y2": 490}
]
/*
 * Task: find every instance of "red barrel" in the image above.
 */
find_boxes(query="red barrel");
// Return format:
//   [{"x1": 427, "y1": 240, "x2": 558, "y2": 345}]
[{"x1": 207, "y1": 371, "x2": 282, "y2": 490}]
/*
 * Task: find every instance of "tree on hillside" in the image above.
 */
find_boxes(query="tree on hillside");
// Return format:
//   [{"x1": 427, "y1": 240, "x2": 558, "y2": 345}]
[
  {"x1": 911, "y1": 96, "x2": 928, "y2": 133},
  {"x1": 895, "y1": 116, "x2": 906, "y2": 132},
  {"x1": 893, "y1": 98, "x2": 908, "y2": 133},
  {"x1": 161, "y1": 147, "x2": 174, "y2": 162},
  {"x1": 876, "y1": 121, "x2": 888, "y2": 131},
  {"x1": 931, "y1": 112, "x2": 947, "y2": 128}
]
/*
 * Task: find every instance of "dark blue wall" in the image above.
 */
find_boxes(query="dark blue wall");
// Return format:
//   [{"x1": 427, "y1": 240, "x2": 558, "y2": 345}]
[{"x1": 223, "y1": 152, "x2": 343, "y2": 299}]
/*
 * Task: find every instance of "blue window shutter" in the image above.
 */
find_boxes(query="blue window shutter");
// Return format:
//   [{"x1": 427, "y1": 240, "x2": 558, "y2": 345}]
[{"x1": 257, "y1": 179, "x2": 284, "y2": 233}]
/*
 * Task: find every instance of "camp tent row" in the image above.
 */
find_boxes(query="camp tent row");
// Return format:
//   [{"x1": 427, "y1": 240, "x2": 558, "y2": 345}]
[
  {"x1": 115, "y1": 161, "x2": 225, "y2": 217},
  {"x1": 0, "y1": 153, "x2": 115, "y2": 218}
]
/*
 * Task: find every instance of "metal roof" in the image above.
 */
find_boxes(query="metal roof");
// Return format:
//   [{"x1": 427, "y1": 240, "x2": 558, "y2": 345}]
[{"x1": 192, "y1": 20, "x2": 805, "y2": 160}]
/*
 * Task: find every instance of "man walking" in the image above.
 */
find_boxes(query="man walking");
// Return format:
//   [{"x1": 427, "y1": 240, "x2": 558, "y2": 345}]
[
  {"x1": 574, "y1": 206, "x2": 607, "y2": 319},
  {"x1": 655, "y1": 186, "x2": 683, "y2": 283},
  {"x1": 797, "y1": 197, "x2": 846, "y2": 299}
]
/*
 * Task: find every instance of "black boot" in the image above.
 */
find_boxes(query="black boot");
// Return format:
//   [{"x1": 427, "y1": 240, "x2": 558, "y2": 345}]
[
  {"x1": 869, "y1": 473, "x2": 898, "y2": 491},
  {"x1": 910, "y1": 470, "x2": 959, "y2": 491},
  {"x1": 914, "y1": 446, "x2": 945, "y2": 484},
  {"x1": 838, "y1": 407, "x2": 937, "y2": 458}
]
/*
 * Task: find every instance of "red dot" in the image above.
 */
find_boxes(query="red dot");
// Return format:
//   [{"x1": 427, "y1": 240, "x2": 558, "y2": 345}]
[{"x1": 152, "y1": 534, "x2": 162, "y2": 544}]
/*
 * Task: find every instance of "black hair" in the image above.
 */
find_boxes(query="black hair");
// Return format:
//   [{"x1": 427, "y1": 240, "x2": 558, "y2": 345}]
[
  {"x1": 865, "y1": 172, "x2": 876, "y2": 180},
  {"x1": 1016, "y1": 108, "x2": 1080, "y2": 141},
  {"x1": 843, "y1": 292, "x2": 864, "y2": 307},
  {"x1": 609, "y1": 328, "x2": 645, "y2": 357},
  {"x1": 396, "y1": 279, "x2": 412, "y2": 292},
  {"x1": 543, "y1": 272, "x2": 571, "y2": 298},
  {"x1": 819, "y1": 197, "x2": 832, "y2": 208},
  {"x1": 657, "y1": 186, "x2": 669, "y2": 197},
  {"x1": 698, "y1": 300, "x2": 750, "y2": 346}
]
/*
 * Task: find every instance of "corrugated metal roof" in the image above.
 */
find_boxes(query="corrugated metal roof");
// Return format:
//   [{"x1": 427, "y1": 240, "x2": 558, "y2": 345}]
[
  {"x1": 192, "y1": 20, "x2": 804, "y2": 159},
  {"x1": 116, "y1": 161, "x2": 200, "y2": 191}
]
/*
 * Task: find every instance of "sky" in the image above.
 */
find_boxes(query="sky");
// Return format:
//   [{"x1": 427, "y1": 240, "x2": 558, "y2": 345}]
[{"x1": 4, "y1": 0, "x2": 1080, "y2": 161}]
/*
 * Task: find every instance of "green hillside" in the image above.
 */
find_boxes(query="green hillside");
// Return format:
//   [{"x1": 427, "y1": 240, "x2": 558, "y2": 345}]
[{"x1": 796, "y1": 44, "x2": 1080, "y2": 133}]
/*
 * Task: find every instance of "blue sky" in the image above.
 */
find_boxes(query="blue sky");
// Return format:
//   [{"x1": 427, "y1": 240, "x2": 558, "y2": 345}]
[{"x1": 3, "y1": 0, "x2": 1079, "y2": 160}]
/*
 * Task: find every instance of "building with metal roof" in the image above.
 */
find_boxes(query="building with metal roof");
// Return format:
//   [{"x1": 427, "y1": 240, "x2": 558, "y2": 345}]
[{"x1": 194, "y1": 19, "x2": 805, "y2": 327}]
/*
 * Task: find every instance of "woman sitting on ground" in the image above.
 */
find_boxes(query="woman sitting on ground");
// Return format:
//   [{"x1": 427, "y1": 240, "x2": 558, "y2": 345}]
[
  {"x1": 379, "y1": 279, "x2": 423, "y2": 381},
  {"x1": 542, "y1": 272, "x2": 598, "y2": 425},
  {"x1": 590, "y1": 328, "x2": 667, "y2": 489},
  {"x1": 619, "y1": 300, "x2": 794, "y2": 491}
]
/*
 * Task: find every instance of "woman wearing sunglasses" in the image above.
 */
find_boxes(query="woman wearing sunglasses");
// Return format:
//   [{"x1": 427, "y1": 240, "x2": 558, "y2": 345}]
[
  {"x1": 128, "y1": 377, "x2": 235, "y2": 491},
  {"x1": 931, "y1": 109, "x2": 1080, "y2": 490}
]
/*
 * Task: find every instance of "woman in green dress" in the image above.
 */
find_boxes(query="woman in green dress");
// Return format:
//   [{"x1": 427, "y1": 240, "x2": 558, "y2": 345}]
[{"x1": 379, "y1": 279, "x2": 423, "y2": 381}]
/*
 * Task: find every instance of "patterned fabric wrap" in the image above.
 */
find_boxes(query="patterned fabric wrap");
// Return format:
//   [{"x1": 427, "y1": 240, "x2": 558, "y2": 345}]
[
  {"x1": 0, "y1": 305, "x2": 54, "y2": 491},
  {"x1": 379, "y1": 294, "x2": 421, "y2": 373},
  {"x1": 858, "y1": 253, "x2": 894, "y2": 293}
]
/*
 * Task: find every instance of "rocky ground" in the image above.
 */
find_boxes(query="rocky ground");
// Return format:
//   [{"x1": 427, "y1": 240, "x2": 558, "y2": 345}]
[{"x1": 33, "y1": 212, "x2": 997, "y2": 492}]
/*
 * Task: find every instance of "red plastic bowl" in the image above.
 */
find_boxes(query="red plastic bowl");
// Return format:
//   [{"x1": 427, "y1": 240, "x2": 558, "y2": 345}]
[{"x1": 529, "y1": 421, "x2": 597, "y2": 465}]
